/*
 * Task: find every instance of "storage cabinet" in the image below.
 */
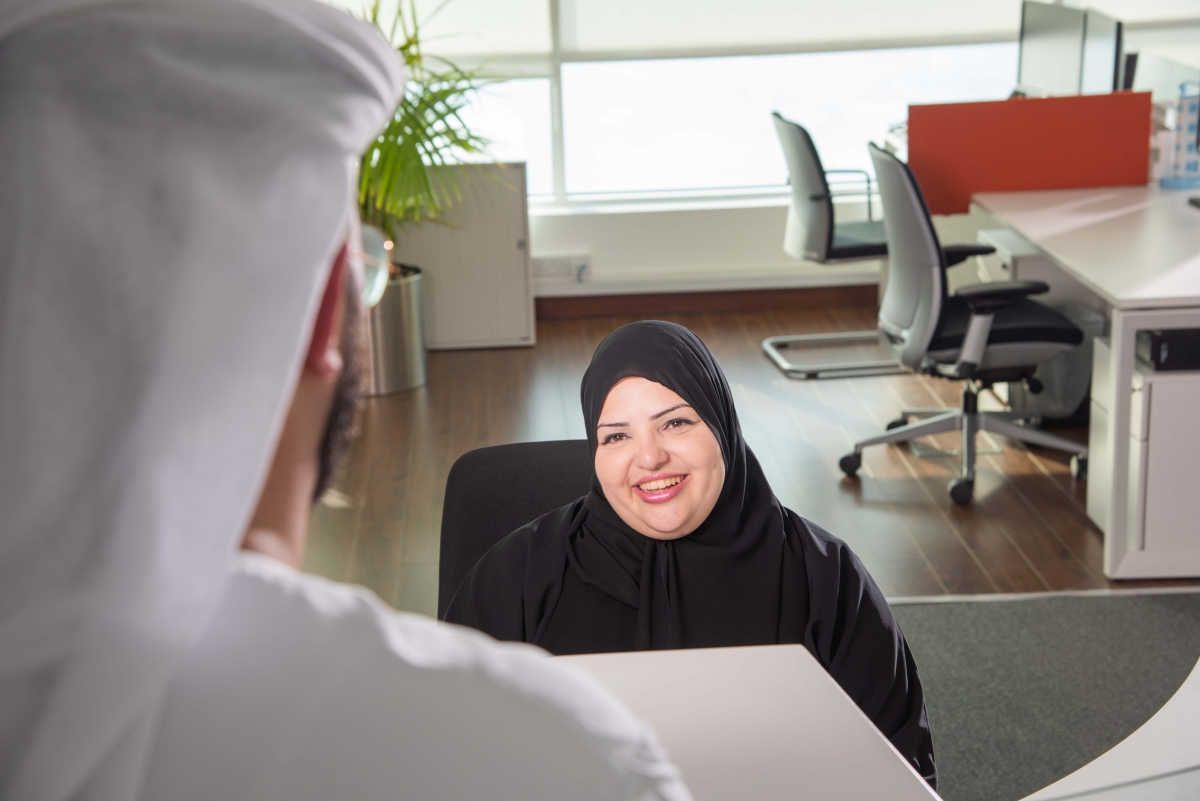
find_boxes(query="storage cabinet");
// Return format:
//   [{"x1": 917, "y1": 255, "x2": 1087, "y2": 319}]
[
  {"x1": 392, "y1": 163, "x2": 534, "y2": 350},
  {"x1": 1091, "y1": 331, "x2": 1200, "y2": 574},
  {"x1": 1127, "y1": 366, "x2": 1200, "y2": 553}
]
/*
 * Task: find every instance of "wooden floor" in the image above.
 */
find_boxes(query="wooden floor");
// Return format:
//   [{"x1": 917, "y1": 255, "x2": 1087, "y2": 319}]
[{"x1": 305, "y1": 306, "x2": 1190, "y2": 617}]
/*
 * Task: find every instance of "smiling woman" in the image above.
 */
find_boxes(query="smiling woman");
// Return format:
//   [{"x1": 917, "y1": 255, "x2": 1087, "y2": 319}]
[
  {"x1": 445, "y1": 321, "x2": 936, "y2": 788},
  {"x1": 594, "y1": 377, "x2": 726, "y2": 540}
]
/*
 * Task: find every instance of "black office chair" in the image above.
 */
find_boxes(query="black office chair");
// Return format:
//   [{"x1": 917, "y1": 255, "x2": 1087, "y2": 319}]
[
  {"x1": 838, "y1": 144, "x2": 1088, "y2": 505},
  {"x1": 437, "y1": 440, "x2": 593, "y2": 620},
  {"x1": 762, "y1": 112, "x2": 993, "y2": 379}
]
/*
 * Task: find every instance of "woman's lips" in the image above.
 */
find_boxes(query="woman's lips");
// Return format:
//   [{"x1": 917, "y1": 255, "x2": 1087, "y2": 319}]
[{"x1": 632, "y1": 474, "x2": 689, "y2": 504}]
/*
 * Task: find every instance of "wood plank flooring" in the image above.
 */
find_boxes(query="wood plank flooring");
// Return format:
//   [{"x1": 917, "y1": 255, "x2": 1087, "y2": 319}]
[{"x1": 304, "y1": 306, "x2": 1193, "y2": 617}]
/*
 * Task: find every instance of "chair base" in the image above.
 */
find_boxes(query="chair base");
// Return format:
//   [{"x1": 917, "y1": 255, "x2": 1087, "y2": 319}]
[
  {"x1": 840, "y1": 383, "x2": 1087, "y2": 504},
  {"x1": 763, "y1": 331, "x2": 904, "y2": 380}
]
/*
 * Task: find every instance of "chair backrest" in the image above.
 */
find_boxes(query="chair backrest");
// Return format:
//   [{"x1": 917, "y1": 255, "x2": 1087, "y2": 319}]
[
  {"x1": 772, "y1": 112, "x2": 833, "y2": 262},
  {"x1": 437, "y1": 440, "x2": 593, "y2": 619},
  {"x1": 868, "y1": 143, "x2": 947, "y2": 370}
]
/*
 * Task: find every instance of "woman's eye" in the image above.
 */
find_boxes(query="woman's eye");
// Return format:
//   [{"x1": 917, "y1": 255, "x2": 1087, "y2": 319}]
[
  {"x1": 601, "y1": 432, "x2": 628, "y2": 445},
  {"x1": 663, "y1": 417, "x2": 694, "y2": 430}
]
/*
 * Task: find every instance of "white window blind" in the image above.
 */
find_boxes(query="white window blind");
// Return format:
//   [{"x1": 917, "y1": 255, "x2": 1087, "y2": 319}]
[
  {"x1": 325, "y1": 0, "x2": 552, "y2": 59},
  {"x1": 327, "y1": 1, "x2": 1196, "y2": 64},
  {"x1": 557, "y1": 0, "x2": 1021, "y2": 57},
  {"x1": 409, "y1": 0, "x2": 551, "y2": 58},
  {"x1": 1085, "y1": 1, "x2": 1200, "y2": 24}
]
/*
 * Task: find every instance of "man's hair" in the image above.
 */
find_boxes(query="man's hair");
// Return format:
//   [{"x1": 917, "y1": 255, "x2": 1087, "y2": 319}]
[{"x1": 314, "y1": 265, "x2": 365, "y2": 501}]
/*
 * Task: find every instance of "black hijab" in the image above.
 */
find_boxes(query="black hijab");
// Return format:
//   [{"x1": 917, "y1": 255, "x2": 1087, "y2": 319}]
[
  {"x1": 446, "y1": 321, "x2": 936, "y2": 787},
  {"x1": 566, "y1": 320, "x2": 804, "y2": 650}
]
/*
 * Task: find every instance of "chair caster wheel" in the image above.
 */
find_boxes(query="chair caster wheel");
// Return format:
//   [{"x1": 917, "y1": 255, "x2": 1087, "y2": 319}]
[
  {"x1": 948, "y1": 478, "x2": 974, "y2": 505},
  {"x1": 839, "y1": 453, "x2": 862, "y2": 478},
  {"x1": 886, "y1": 417, "x2": 908, "y2": 431},
  {"x1": 1070, "y1": 455, "x2": 1088, "y2": 480}
]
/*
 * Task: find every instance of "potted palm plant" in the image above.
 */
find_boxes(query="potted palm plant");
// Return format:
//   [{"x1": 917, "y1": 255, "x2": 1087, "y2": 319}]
[{"x1": 356, "y1": 0, "x2": 491, "y2": 394}]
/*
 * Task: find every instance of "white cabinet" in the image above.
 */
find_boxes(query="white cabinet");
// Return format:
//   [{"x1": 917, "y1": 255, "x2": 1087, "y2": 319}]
[
  {"x1": 1128, "y1": 366, "x2": 1200, "y2": 554},
  {"x1": 392, "y1": 163, "x2": 534, "y2": 350},
  {"x1": 1096, "y1": 341, "x2": 1200, "y2": 577}
]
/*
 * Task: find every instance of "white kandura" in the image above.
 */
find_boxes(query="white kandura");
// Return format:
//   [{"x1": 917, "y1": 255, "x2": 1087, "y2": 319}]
[{"x1": 0, "y1": 3, "x2": 689, "y2": 800}]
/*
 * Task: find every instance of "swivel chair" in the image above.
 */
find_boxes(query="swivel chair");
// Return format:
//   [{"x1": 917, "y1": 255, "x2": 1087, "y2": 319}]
[
  {"x1": 762, "y1": 113, "x2": 991, "y2": 379},
  {"x1": 838, "y1": 144, "x2": 1088, "y2": 505},
  {"x1": 437, "y1": 440, "x2": 592, "y2": 619}
]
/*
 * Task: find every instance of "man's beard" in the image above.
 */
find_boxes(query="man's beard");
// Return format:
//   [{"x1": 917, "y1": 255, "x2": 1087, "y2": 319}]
[{"x1": 313, "y1": 276, "x2": 365, "y2": 501}]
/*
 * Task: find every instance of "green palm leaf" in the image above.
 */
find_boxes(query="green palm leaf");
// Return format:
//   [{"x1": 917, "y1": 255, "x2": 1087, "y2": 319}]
[{"x1": 357, "y1": 0, "x2": 492, "y2": 239}]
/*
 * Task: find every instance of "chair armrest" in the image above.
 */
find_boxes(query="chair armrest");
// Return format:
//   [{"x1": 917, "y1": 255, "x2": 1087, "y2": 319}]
[
  {"x1": 942, "y1": 243, "x2": 996, "y2": 267},
  {"x1": 824, "y1": 168, "x2": 873, "y2": 187},
  {"x1": 955, "y1": 280, "x2": 1049, "y2": 313},
  {"x1": 811, "y1": 168, "x2": 873, "y2": 201}
]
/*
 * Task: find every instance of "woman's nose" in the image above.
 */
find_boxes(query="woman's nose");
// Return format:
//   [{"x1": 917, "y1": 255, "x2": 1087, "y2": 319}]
[{"x1": 636, "y1": 436, "x2": 669, "y2": 469}]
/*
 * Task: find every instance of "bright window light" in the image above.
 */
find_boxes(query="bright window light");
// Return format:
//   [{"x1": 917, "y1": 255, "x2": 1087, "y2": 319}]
[
  {"x1": 561, "y1": 42, "x2": 1018, "y2": 195},
  {"x1": 457, "y1": 79, "x2": 555, "y2": 197}
]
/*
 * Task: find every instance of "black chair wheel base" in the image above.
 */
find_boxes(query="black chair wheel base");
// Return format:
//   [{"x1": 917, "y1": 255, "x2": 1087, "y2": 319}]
[
  {"x1": 839, "y1": 453, "x2": 862, "y2": 478},
  {"x1": 1070, "y1": 455, "x2": 1088, "y2": 480},
  {"x1": 948, "y1": 478, "x2": 974, "y2": 505},
  {"x1": 886, "y1": 417, "x2": 908, "y2": 431}
]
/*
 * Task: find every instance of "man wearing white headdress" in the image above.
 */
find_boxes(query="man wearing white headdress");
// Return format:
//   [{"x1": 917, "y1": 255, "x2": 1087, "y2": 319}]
[{"x1": 0, "y1": 2, "x2": 690, "y2": 800}]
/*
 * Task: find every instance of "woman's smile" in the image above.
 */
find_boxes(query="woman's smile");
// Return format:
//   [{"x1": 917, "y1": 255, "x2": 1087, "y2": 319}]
[{"x1": 632, "y1": 472, "x2": 689, "y2": 503}]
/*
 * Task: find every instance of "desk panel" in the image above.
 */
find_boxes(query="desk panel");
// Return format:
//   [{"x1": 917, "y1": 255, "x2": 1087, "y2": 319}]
[
  {"x1": 974, "y1": 187, "x2": 1200, "y2": 310},
  {"x1": 560, "y1": 645, "x2": 936, "y2": 801}
]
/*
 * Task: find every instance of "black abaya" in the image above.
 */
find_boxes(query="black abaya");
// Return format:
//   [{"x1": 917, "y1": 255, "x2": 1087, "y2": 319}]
[{"x1": 445, "y1": 321, "x2": 936, "y2": 787}]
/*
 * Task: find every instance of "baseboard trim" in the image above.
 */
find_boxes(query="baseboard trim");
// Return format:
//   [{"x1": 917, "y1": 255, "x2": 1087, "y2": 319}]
[{"x1": 535, "y1": 284, "x2": 877, "y2": 319}]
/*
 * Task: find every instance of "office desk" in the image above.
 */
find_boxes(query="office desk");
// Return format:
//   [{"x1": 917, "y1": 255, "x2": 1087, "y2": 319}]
[
  {"x1": 973, "y1": 186, "x2": 1200, "y2": 578},
  {"x1": 1023, "y1": 656, "x2": 1200, "y2": 800},
  {"x1": 559, "y1": 645, "x2": 936, "y2": 801}
]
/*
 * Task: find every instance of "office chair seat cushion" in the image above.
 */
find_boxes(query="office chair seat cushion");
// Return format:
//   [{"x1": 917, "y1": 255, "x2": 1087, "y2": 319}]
[
  {"x1": 830, "y1": 220, "x2": 888, "y2": 259},
  {"x1": 929, "y1": 296, "x2": 1084, "y2": 354}
]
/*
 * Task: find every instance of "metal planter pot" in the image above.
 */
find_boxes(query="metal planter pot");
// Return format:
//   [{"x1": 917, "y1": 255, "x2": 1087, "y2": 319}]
[{"x1": 367, "y1": 265, "x2": 426, "y2": 394}]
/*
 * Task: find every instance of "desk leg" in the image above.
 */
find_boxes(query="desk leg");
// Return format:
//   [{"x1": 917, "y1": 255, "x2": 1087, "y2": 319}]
[{"x1": 1102, "y1": 310, "x2": 1136, "y2": 576}]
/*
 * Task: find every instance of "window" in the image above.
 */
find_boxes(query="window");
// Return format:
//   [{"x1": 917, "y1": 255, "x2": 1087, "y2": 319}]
[
  {"x1": 327, "y1": 1, "x2": 1191, "y2": 203},
  {"x1": 459, "y1": 79, "x2": 555, "y2": 197},
  {"x1": 561, "y1": 43, "x2": 1018, "y2": 195}
]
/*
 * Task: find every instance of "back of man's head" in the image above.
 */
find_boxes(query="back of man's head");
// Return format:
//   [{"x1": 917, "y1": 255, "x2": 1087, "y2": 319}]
[{"x1": 0, "y1": 2, "x2": 402, "y2": 798}]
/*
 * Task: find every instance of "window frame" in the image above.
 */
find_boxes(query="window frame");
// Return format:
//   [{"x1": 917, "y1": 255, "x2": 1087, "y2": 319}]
[{"x1": 444, "y1": 2, "x2": 1191, "y2": 209}]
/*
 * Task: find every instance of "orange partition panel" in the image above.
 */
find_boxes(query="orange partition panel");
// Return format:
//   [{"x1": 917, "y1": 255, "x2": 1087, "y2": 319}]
[{"x1": 907, "y1": 92, "x2": 1152, "y2": 214}]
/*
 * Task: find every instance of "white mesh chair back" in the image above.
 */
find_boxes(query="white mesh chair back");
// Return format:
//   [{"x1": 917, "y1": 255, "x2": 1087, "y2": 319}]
[
  {"x1": 773, "y1": 112, "x2": 833, "y2": 261},
  {"x1": 869, "y1": 143, "x2": 946, "y2": 370}
]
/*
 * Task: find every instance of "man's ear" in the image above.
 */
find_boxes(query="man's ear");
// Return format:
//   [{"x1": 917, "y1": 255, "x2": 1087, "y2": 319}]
[{"x1": 306, "y1": 241, "x2": 348, "y2": 379}]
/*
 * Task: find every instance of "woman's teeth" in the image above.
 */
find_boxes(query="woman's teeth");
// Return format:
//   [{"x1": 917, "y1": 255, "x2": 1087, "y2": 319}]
[{"x1": 639, "y1": 476, "x2": 683, "y2": 491}]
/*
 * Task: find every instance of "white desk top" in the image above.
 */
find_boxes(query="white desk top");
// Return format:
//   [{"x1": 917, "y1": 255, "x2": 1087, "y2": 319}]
[
  {"x1": 972, "y1": 186, "x2": 1200, "y2": 311},
  {"x1": 559, "y1": 645, "x2": 937, "y2": 801},
  {"x1": 1024, "y1": 657, "x2": 1200, "y2": 800}
]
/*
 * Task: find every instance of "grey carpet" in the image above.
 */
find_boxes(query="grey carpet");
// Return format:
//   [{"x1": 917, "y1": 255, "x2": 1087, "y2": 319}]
[{"x1": 892, "y1": 593, "x2": 1200, "y2": 801}]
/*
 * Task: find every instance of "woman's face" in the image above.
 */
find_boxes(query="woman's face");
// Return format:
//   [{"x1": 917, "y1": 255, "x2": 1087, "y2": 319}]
[{"x1": 594, "y1": 377, "x2": 726, "y2": 540}]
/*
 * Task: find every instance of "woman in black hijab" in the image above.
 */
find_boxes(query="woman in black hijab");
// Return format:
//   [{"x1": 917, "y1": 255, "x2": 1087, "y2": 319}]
[{"x1": 445, "y1": 320, "x2": 935, "y2": 788}]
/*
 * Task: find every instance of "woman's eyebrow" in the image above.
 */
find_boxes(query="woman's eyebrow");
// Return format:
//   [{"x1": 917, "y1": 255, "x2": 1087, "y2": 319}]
[
  {"x1": 651, "y1": 403, "x2": 692, "y2": 420},
  {"x1": 597, "y1": 421, "x2": 629, "y2": 429}
]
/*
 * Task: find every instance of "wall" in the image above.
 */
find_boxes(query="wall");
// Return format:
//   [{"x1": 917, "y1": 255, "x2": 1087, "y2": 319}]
[{"x1": 529, "y1": 197, "x2": 996, "y2": 297}]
